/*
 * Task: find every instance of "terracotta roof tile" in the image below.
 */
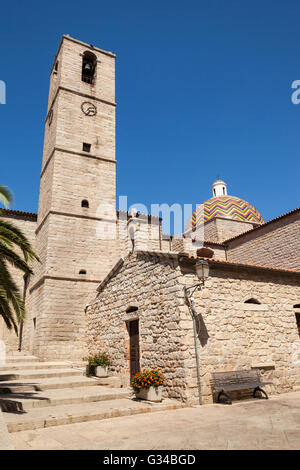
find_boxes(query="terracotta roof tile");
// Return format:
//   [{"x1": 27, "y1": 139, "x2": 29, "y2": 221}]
[
  {"x1": 188, "y1": 255, "x2": 300, "y2": 275},
  {"x1": 0, "y1": 209, "x2": 37, "y2": 220},
  {"x1": 136, "y1": 250, "x2": 300, "y2": 275}
]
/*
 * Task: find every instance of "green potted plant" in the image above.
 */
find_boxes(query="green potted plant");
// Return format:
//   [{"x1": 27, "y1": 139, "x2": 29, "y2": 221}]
[
  {"x1": 83, "y1": 352, "x2": 111, "y2": 377},
  {"x1": 131, "y1": 369, "x2": 165, "y2": 402}
]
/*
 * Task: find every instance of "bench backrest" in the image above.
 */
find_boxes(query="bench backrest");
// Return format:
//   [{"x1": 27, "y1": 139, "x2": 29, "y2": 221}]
[{"x1": 211, "y1": 369, "x2": 261, "y2": 387}]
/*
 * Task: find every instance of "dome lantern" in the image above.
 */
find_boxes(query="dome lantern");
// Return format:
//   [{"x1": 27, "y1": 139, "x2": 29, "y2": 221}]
[
  {"x1": 212, "y1": 179, "x2": 227, "y2": 197},
  {"x1": 184, "y1": 178, "x2": 265, "y2": 233}
]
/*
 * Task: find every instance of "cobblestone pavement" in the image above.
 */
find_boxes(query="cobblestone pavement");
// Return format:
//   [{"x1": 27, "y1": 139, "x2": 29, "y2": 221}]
[{"x1": 9, "y1": 391, "x2": 300, "y2": 450}]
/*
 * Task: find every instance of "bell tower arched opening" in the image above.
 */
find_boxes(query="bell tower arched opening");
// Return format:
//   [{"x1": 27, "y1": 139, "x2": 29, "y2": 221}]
[{"x1": 82, "y1": 51, "x2": 97, "y2": 84}]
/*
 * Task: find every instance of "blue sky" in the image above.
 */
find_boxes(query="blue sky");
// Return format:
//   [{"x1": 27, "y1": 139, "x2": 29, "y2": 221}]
[{"x1": 1, "y1": 0, "x2": 300, "y2": 229}]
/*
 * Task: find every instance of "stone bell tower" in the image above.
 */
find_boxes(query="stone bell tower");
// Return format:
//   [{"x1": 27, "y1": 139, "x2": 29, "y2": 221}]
[{"x1": 28, "y1": 35, "x2": 118, "y2": 360}]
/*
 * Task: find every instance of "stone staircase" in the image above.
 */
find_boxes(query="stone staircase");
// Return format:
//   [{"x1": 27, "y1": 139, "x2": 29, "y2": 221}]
[{"x1": 0, "y1": 354, "x2": 185, "y2": 434}]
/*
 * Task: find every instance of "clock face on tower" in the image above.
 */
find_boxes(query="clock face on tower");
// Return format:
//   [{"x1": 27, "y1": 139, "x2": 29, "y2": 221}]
[{"x1": 81, "y1": 101, "x2": 97, "y2": 116}]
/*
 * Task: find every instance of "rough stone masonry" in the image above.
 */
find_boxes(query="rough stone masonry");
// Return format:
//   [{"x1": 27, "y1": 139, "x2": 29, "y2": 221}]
[{"x1": 86, "y1": 251, "x2": 300, "y2": 404}]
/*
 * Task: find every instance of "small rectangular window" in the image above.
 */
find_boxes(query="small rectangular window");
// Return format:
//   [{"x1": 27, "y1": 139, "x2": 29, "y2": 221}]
[
  {"x1": 53, "y1": 61, "x2": 59, "y2": 75},
  {"x1": 83, "y1": 143, "x2": 91, "y2": 152},
  {"x1": 296, "y1": 313, "x2": 300, "y2": 338}
]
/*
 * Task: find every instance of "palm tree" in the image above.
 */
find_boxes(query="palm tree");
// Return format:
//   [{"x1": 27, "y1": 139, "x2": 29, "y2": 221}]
[{"x1": 0, "y1": 186, "x2": 39, "y2": 333}]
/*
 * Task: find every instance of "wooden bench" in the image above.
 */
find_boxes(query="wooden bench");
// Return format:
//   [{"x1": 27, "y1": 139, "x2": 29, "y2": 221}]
[{"x1": 211, "y1": 369, "x2": 273, "y2": 405}]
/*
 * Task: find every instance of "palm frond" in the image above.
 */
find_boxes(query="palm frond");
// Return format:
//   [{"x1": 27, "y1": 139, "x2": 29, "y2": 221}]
[
  {"x1": 0, "y1": 241, "x2": 33, "y2": 275},
  {"x1": 0, "y1": 186, "x2": 13, "y2": 208},
  {"x1": 0, "y1": 219, "x2": 40, "y2": 262},
  {"x1": 0, "y1": 262, "x2": 25, "y2": 324},
  {"x1": 0, "y1": 262, "x2": 26, "y2": 332},
  {"x1": 0, "y1": 286, "x2": 19, "y2": 333},
  {"x1": 0, "y1": 185, "x2": 38, "y2": 335}
]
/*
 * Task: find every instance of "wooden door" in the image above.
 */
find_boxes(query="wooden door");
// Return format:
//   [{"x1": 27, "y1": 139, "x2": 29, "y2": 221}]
[{"x1": 129, "y1": 320, "x2": 140, "y2": 379}]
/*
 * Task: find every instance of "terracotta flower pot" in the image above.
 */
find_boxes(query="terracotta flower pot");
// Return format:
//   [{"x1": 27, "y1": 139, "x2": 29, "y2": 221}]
[{"x1": 135, "y1": 386, "x2": 163, "y2": 402}]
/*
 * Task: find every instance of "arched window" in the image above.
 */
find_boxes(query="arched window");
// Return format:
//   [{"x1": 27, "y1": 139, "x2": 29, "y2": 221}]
[
  {"x1": 79, "y1": 269, "x2": 87, "y2": 275},
  {"x1": 82, "y1": 51, "x2": 97, "y2": 85},
  {"x1": 81, "y1": 200, "x2": 89, "y2": 208},
  {"x1": 244, "y1": 298, "x2": 261, "y2": 304}
]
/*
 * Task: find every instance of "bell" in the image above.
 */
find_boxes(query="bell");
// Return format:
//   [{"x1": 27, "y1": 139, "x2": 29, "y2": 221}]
[{"x1": 84, "y1": 62, "x2": 93, "y2": 75}]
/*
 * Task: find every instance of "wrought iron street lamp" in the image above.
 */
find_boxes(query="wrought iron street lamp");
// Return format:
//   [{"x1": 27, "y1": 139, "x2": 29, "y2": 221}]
[
  {"x1": 183, "y1": 258, "x2": 210, "y2": 406},
  {"x1": 195, "y1": 258, "x2": 210, "y2": 282}
]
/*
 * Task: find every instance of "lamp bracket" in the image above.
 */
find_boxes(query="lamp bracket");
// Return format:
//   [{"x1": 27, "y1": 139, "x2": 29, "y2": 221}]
[{"x1": 184, "y1": 282, "x2": 204, "y2": 304}]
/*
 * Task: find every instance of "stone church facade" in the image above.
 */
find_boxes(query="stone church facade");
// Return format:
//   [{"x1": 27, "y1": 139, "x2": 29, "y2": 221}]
[{"x1": 0, "y1": 35, "x2": 299, "y2": 403}]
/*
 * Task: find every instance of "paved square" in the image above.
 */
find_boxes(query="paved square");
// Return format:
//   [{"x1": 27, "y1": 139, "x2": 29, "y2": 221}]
[{"x1": 9, "y1": 391, "x2": 300, "y2": 450}]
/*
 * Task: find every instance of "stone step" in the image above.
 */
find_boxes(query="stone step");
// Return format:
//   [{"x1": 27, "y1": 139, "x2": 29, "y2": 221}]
[
  {"x1": 5, "y1": 356, "x2": 40, "y2": 363},
  {"x1": 0, "y1": 362, "x2": 71, "y2": 372},
  {"x1": 5, "y1": 351, "x2": 34, "y2": 356},
  {"x1": 0, "y1": 368, "x2": 84, "y2": 382},
  {"x1": 67, "y1": 361, "x2": 87, "y2": 368},
  {"x1": 94, "y1": 376, "x2": 123, "y2": 388},
  {"x1": 4, "y1": 397, "x2": 186, "y2": 433},
  {"x1": 0, "y1": 386, "x2": 130, "y2": 412},
  {"x1": 0, "y1": 375, "x2": 102, "y2": 394}
]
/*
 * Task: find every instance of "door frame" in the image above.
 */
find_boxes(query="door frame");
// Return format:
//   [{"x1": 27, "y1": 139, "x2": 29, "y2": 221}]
[{"x1": 127, "y1": 318, "x2": 140, "y2": 381}]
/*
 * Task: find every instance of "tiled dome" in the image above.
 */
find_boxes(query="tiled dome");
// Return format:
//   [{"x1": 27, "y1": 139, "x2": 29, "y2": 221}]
[{"x1": 185, "y1": 195, "x2": 265, "y2": 232}]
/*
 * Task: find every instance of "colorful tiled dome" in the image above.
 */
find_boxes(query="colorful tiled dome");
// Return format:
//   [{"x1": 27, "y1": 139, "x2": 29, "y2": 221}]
[{"x1": 185, "y1": 180, "x2": 265, "y2": 232}]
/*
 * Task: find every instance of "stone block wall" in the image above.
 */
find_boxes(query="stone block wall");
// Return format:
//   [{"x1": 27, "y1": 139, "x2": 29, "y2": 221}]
[
  {"x1": 54, "y1": 91, "x2": 115, "y2": 162},
  {"x1": 226, "y1": 210, "x2": 300, "y2": 270},
  {"x1": 85, "y1": 253, "x2": 191, "y2": 401},
  {"x1": 23, "y1": 281, "x2": 44, "y2": 356},
  {"x1": 169, "y1": 236, "x2": 183, "y2": 252},
  {"x1": 204, "y1": 217, "x2": 256, "y2": 243},
  {"x1": 59, "y1": 36, "x2": 115, "y2": 106},
  {"x1": 86, "y1": 252, "x2": 300, "y2": 405},
  {"x1": 27, "y1": 278, "x2": 98, "y2": 360},
  {"x1": 185, "y1": 264, "x2": 300, "y2": 403},
  {"x1": 27, "y1": 35, "x2": 119, "y2": 360},
  {"x1": 38, "y1": 156, "x2": 55, "y2": 223},
  {"x1": 204, "y1": 243, "x2": 227, "y2": 260}
]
